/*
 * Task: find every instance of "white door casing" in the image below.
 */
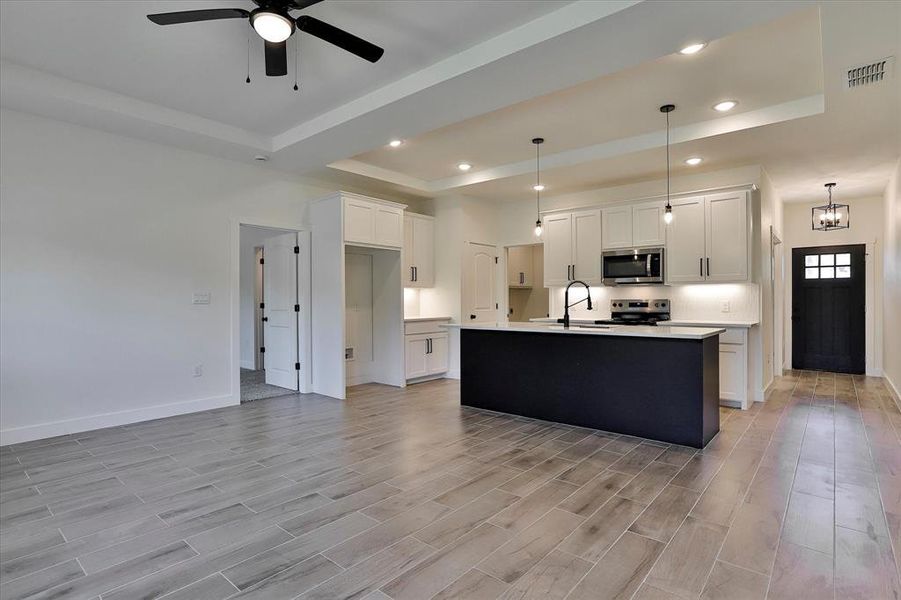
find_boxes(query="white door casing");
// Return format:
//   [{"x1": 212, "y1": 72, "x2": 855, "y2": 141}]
[
  {"x1": 263, "y1": 232, "x2": 299, "y2": 390},
  {"x1": 465, "y1": 242, "x2": 497, "y2": 323}
]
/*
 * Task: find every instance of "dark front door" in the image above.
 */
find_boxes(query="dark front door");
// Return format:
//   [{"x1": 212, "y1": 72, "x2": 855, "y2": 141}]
[{"x1": 792, "y1": 244, "x2": 865, "y2": 373}]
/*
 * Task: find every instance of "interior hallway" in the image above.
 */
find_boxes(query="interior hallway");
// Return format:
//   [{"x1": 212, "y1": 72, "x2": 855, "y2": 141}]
[{"x1": 0, "y1": 372, "x2": 898, "y2": 599}]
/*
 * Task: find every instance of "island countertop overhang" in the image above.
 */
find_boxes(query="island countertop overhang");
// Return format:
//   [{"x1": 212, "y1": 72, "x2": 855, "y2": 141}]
[{"x1": 444, "y1": 321, "x2": 725, "y2": 340}]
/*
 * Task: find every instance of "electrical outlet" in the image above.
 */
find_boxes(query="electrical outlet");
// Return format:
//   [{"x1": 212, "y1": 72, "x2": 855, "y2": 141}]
[
  {"x1": 192, "y1": 292, "x2": 211, "y2": 305},
  {"x1": 193, "y1": 364, "x2": 203, "y2": 377},
  {"x1": 721, "y1": 301, "x2": 731, "y2": 313}
]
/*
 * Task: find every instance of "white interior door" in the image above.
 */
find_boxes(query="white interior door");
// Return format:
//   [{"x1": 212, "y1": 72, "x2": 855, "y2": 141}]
[
  {"x1": 465, "y1": 242, "x2": 497, "y2": 323},
  {"x1": 263, "y1": 232, "x2": 299, "y2": 390},
  {"x1": 345, "y1": 252, "x2": 373, "y2": 384}
]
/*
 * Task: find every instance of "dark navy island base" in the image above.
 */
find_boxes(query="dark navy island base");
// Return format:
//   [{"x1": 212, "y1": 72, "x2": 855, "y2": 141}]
[{"x1": 460, "y1": 328, "x2": 720, "y2": 448}]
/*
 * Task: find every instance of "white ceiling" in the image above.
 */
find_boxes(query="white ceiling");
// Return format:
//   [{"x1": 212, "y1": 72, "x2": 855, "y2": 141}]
[
  {"x1": 1, "y1": 0, "x2": 896, "y2": 205},
  {"x1": 0, "y1": 0, "x2": 566, "y2": 136}
]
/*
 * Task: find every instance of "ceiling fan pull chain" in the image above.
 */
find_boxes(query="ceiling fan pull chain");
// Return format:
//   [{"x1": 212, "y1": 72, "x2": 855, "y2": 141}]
[
  {"x1": 245, "y1": 23, "x2": 251, "y2": 84},
  {"x1": 293, "y1": 36, "x2": 299, "y2": 91}
]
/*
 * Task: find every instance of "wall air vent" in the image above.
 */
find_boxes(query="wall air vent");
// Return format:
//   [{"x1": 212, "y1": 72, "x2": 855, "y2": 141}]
[{"x1": 845, "y1": 56, "x2": 894, "y2": 89}]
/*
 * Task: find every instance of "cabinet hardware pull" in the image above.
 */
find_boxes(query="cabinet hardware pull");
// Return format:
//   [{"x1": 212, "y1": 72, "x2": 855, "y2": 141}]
[
  {"x1": 699, "y1": 258, "x2": 703, "y2": 277},
  {"x1": 411, "y1": 266, "x2": 415, "y2": 282},
  {"x1": 706, "y1": 257, "x2": 710, "y2": 277}
]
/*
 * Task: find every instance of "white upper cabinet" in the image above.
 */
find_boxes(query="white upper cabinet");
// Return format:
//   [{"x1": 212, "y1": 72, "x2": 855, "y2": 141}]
[
  {"x1": 632, "y1": 202, "x2": 666, "y2": 247},
  {"x1": 602, "y1": 206, "x2": 633, "y2": 249},
  {"x1": 602, "y1": 201, "x2": 665, "y2": 250},
  {"x1": 542, "y1": 213, "x2": 573, "y2": 286},
  {"x1": 572, "y1": 209, "x2": 603, "y2": 283},
  {"x1": 507, "y1": 245, "x2": 534, "y2": 288},
  {"x1": 666, "y1": 196, "x2": 707, "y2": 283},
  {"x1": 542, "y1": 209, "x2": 602, "y2": 286},
  {"x1": 706, "y1": 192, "x2": 749, "y2": 281},
  {"x1": 343, "y1": 195, "x2": 405, "y2": 248},
  {"x1": 403, "y1": 213, "x2": 435, "y2": 287},
  {"x1": 666, "y1": 191, "x2": 749, "y2": 283}
]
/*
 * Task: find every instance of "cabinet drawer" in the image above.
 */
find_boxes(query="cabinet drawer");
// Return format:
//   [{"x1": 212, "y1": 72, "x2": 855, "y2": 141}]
[
  {"x1": 405, "y1": 319, "x2": 450, "y2": 335},
  {"x1": 719, "y1": 328, "x2": 746, "y2": 345}
]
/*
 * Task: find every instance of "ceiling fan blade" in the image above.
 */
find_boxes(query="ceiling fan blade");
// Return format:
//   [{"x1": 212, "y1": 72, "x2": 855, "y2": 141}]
[
  {"x1": 265, "y1": 41, "x2": 288, "y2": 76},
  {"x1": 295, "y1": 15, "x2": 384, "y2": 63},
  {"x1": 288, "y1": 0, "x2": 326, "y2": 9},
  {"x1": 147, "y1": 9, "x2": 249, "y2": 26}
]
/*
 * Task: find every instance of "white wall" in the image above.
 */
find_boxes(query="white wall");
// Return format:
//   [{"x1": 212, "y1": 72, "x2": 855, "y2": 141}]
[
  {"x1": 883, "y1": 159, "x2": 901, "y2": 400},
  {"x1": 239, "y1": 225, "x2": 288, "y2": 370},
  {"x1": 0, "y1": 109, "x2": 336, "y2": 444},
  {"x1": 783, "y1": 195, "x2": 885, "y2": 375}
]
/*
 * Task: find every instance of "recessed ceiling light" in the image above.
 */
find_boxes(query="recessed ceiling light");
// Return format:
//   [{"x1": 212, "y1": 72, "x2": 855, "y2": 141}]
[
  {"x1": 457, "y1": 162, "x2": 472, "y2": 171},
  {"x1": 713, "y1": 100, "x2": 738, "y2": 112},
  {"x1": 254, "y1": 154, "x2": 269, "y2": 162},
  {"x1": 388, "y1": 139, "x2": 403, "y2": 148},
  {"x1": 684, "y1": 157, "x2": 703, "y2": 166},
  {"x1": 533, "y1": 184, "x2": 545, "y2": 192},
  {"x1": 679, "y1": 43, "x2": 706, "y2": 55}
]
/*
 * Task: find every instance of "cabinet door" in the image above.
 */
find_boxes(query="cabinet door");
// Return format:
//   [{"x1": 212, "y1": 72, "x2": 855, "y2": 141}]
[
  {"x1": 719, "y1": 342, "x2": 747, "y2": 403},
  {"x1": 405, "y1": 335, "x2": 429, "y2": 379},
  {"x1": 344, "y1": 199, "x2": 375, "y2": 244},
  {"x1": 412, "y1": 216, "x2": 435, "y2": 287},
  {"x1": 426, "y1": 334, "x2": 449, "y2": 375},
  {"x1": 706, "y1": 192, "x2": 749, "y2": 282},
  {"x1": 542, "y1": 213, "x2": 573, "y2": 286},
  {"x1": 507, "y1": 246, "x2": 532, "y2": 287},
  {"x1": 665, "y1": 197, "x2": 706, "y2": 283},
  {"x1": 374, "y1": 206, "x2": 403, "y2": 248},
  {"x1": 632, "y1": 202, "x2": 666, "y2": 247},
  {"x1": 572, "y1": 209, "x2": 603, "y2": 283},
  {"x1": 602, "y1": 206, "x2": 633, "y2": 249},
  {"x1": 403, "y1": 216, "x2": 415, "y2": 286}
]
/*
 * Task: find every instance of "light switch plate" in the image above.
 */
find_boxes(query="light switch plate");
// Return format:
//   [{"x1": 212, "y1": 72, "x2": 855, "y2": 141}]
[{"x1": 192, "y1": 292, "x2": 211, "y2": 305}]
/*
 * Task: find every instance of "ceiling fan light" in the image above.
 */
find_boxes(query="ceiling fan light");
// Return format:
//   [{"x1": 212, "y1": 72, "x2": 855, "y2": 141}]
[{"x1": 252, "y1": 11, "x2": 294, "y2": 43}]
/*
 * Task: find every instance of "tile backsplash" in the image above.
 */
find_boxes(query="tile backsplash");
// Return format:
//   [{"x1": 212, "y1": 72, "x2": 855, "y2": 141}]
[{"x1": 549, "y1": 283, "x2": 760, "y2": 322}]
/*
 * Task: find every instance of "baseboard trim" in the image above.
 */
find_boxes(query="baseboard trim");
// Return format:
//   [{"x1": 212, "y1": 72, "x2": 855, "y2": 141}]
[
  {"x1": 886, "y1": 374, "x2": 901, "y2": 411},
  {"x1": 0, "y1": 393, "x2": 238, "y2": 446},
  {"x1": 446, "y1": 369, "x2": 461, "y2": 380},
  {"x1": 240, "y1": 360, "x2": 255, "y2": 370}
]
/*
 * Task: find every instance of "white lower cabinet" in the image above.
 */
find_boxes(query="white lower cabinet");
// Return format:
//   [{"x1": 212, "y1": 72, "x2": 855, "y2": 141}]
[
  {"x1": 719, "y1": 327, "x2": 749, "y2": 409},
  {"x1": 404, "y1": 318, "x2": 450, "y2": 382}
]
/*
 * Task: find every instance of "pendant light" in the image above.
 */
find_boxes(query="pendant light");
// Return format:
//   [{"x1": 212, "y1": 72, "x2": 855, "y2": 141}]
[
  {"x1": 812, "y1": 183, "x2": 850, "y2": 231},
  {"x1": 660, "y1": 104, "x2": 675, "y2": 224},
  {"x1": 532, "y1": 137, "x2": 544, "y2": 237}
]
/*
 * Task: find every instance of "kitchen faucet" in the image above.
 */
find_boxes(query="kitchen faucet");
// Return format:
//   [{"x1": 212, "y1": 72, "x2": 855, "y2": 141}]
[{"x1": 563, "y1": 280, "x2": 593, "y2": 328}]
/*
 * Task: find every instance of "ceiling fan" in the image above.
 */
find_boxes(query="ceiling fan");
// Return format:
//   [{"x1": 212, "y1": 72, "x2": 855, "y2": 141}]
[{"x1": 147, "y1": 0, "x2": 384, "y2": 78}]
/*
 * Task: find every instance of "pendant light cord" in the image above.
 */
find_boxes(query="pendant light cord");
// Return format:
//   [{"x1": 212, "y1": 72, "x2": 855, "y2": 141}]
[
  {"x1": 665, "y1": 109, "x2": 670, "y2": 207},
  {"x1": 536, "y1": 141, "x2": 541, "y2": 219}
]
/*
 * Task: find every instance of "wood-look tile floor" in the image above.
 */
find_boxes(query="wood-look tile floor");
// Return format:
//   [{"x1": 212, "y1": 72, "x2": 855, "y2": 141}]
[{"x1": 1, "y1": 371, "x2": 900, "y2": 599}]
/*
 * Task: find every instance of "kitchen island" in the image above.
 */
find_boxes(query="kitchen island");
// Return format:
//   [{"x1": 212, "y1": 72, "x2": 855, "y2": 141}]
[{"x1": 449, "y1": 322, "x2": 724, "y2": 448}]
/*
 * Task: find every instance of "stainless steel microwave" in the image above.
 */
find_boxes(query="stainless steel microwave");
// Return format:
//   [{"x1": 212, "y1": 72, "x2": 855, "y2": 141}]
[{"x1": 602, "y1": 247, "x2": 664, "y2": 285}]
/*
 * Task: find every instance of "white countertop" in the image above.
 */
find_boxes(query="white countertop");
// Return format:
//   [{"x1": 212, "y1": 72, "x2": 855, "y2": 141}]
[
  {"x1": 445, "y1": 321, "x2": 724, "y2": 340},
  {"x1": 530, "y1": 317, "x2": 758, "y2": 329},
  {"x1": 666, "y1": 319, "x2": 758, "y2": 328},
  {"x1": 404, "y1": 316, "x2": 452, "y2": 322}
]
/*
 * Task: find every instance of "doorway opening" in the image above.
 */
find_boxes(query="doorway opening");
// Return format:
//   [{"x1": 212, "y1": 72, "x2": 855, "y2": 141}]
[
  {"x1": 239, "y1": 224, "x2": 302, "y2": 402},
  {"x1": 506, "y1": 243, "x2": 549, "y2": 322},
  {"x1": 791, "y1": 243, "x2": 866, "y2": 373}
]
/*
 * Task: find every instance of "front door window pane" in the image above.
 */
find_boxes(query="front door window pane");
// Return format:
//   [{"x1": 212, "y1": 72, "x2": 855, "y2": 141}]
[
  {"x1": 805, "y1": 255, "x2": 819, "y2": 267},
  {"x1": 805, "y1": 267, "x2": 819, "y2": 279},
  {"x1": 837, "y1": 266, "x2": 851, "y2": 278},
  {"x1": 821, "y1": 254, "x2": 835, "y2": 266},
  {"x1": 836, "y1": 253, "x2": 851, "y2": 265},
  {"x1": 821, "y1": 267, "x2": 835, "y2": 279}
]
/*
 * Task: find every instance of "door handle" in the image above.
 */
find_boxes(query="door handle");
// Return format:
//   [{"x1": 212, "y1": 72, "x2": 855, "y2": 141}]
[
  {"x1": 262, "y1": 317, "x2": 268, "y2": 322},
  {"x1": 699, "y1": 258, "x2": 703, "y2": 277},
  {"x1": 470, "y1": 314, "x2": 476, "y2": 319},
  {"x1": 706, "y1": 257, "x2": 710, "y2": 277}
]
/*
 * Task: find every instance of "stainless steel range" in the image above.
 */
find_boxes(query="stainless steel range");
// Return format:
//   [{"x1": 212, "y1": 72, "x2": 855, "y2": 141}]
[{"x1": 595, "y1": 298, "x2": 670, "y2": 326}]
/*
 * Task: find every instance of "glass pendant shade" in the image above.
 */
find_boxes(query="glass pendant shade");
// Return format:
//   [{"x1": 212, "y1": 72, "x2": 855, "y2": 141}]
[{"x1": 812, "y1": 183, "x2": 849, "y2": 231}]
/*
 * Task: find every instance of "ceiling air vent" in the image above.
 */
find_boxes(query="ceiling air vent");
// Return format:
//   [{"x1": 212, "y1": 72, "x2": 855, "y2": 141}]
[{"x1": 845, "y1": 56, "x2": 894, "y2": 89}]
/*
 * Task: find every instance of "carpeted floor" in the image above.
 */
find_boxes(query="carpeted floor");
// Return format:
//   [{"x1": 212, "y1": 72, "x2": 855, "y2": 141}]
[{"x1": 240, "y1": 368, "x2": 296, "y2": 403}]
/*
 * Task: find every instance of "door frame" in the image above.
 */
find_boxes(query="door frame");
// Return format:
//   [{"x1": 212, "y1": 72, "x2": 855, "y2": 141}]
[
  {"x1": 790, "y1": 243, "x2": 866, "y2": 373},
  {"x1": 231, "y1": 218, "x2": 312, "y2": 404}
]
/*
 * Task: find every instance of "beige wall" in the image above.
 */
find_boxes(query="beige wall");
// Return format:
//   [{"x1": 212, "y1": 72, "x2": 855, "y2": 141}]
[
  {"x1": 883, "y1": 160, "x2": 901, "y2": 399},
  {"x1": 783, "y1": 195, "x2": 885, "y2": 375}
]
